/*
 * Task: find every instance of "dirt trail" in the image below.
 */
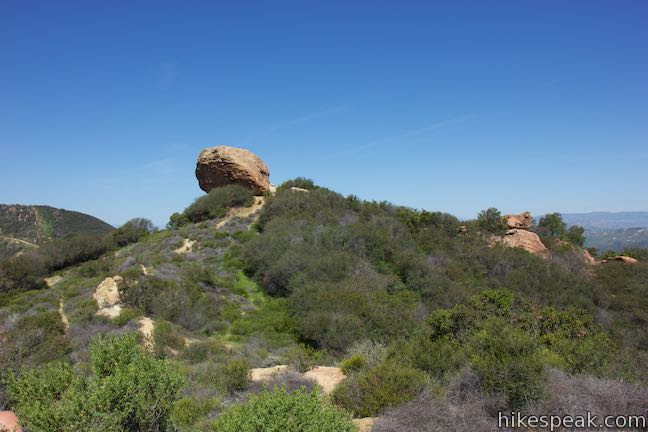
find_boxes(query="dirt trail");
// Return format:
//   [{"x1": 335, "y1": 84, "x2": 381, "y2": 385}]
[
  {"x1": 250, "y1": 365, "x2": 346, "y2": 395},
  {"x1": 215, "y1": 196, "x2": 265, "y2": 229},
  {"x1": 139, "y1": 317, "x2": 154, "y2": 351},
  {"x1": 45, "y1": 275, "x2": 63, "y2": 287},
  {"x1": 58, "y1": 299, "x2": 70, "y2": 332},
  {"x1": 0, "y1": 235, "x2": 39, "y2": 248},
  {"x1": 353, "y1": 418, "x2": 375, "y2": 432},
  {"x1": 173, "y1": 239, "x2": 195, "y2": 254}
]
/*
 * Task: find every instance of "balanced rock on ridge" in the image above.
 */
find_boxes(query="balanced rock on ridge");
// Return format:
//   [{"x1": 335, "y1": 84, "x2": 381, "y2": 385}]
[
  {"x1": 504, "y1": 211, "x2": 533, "y2": 229},
  {"x1": 196, "y1": 146, "x2": 271, "y2": 194}
]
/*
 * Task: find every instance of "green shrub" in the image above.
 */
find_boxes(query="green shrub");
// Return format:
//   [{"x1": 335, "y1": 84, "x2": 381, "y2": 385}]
[
  {"x1": 112, "y1": 218, "x2": 155, "y2": 247},
  {"x1": 154, "y1": 320, "x2": 187, "y2": 356},
  {"x1": 7, "y1": 333, "x2": 184, "y2": 432},
  {"x1": 476, "y1": 208, "x2": 506, "y2": 235},
  {"x1": 285, "y1": 344, "x2": 322, "y2": 373},
  {"x1": 183, "y1": 185, "x2": 255, "y2": 223},
  {"x1": 113, "y1": 307, "x2": 139, "y2": 326},
  {"x1": 172, "y1": 396, "x2": 221, "y2": 428},
  {"x1": 332, "y1": 359, "x2": 428, "y2": 417},
  {"x1": 470, "y1": 319, "x2": 545, "y2": 409},
  {"x1": 211, "y1": 387, "x2": 357, "y2": 432},
  {"x1": 219, "y1": 358, "x2": 250, "y2": 393},
  {"x1": 399, "y1": 334, "x2": 465, "y2": 382},
  {"x1": 168, "y1": 212, "x2": 190, "y2": 229},
  {"x1": 340, "y1": 354, "x2": 366, "y2": 375},
  {"x1": 277, "y1": 177, "x2": 317, "y2": 192}
]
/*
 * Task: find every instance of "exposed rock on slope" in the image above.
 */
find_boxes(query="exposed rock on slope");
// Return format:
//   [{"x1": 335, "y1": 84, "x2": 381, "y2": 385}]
[
  {"x1": 601, "y1": 255, "x2": 639, "y2": 264},
  {"x1": 93, "y1": 275, "x2": 124, "y2": 318},
  {"x1": 504, "y1": 211, "x2": 533, "y2": 229},
  {"x1": 196, "y1": 146, "x2": 271, "y2": 194},
  {"x1": 502, "y1": 229, "x2": 549, "y2": 258},
  {"x1": 0, "y1": 411, "x2": 23, "y2": 432}
]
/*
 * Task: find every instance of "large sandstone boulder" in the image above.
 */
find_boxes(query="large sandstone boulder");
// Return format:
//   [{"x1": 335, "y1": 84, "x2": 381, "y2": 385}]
[
  {"x1": 0, "y1": 411, "x2": 23, "y2": 432},
  {"x1": 504, "y1": 211, "x2": 533, "y2": 229},
  {"x1": 502, "y1": 229, "x2": 549, "y2": 258},
  {"x1": 196, "y1": 146, "x2": 271, "y2": 194}
]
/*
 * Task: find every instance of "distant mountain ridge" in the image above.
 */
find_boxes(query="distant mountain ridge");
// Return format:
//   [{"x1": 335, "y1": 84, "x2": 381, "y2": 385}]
[
  {"x1": 560, "y1": 212, "x2": 648, "y2": 252},
  {"x1": 0, "y1": 204, "x2": 114, "y2": 256},
  {"x1": 561, "y1": 212, "x2": 648, "y2": 231}
]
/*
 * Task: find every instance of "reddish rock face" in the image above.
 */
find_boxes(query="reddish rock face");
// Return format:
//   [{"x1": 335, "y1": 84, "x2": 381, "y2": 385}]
[
  {"x1": 501, "y1": 228, "x2": 549, "y2": 258},
  {"x1": 195, "y1": 146, "x2": 271, "y2": 194},
  {"x1": 504, "y1": 211, "x2": 533, "y2": 229},
  {"x1": 0, "y1": 411, "x2": 23, "y2": 432}
]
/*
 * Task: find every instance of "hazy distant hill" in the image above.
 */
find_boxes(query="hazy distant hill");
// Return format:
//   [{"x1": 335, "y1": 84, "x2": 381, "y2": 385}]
[
  {"x1": 0, "y1": 204, "x2": 114, "y2": 256},
  {"x1": 561, "y1": 212, "x2": 648, "y2": 251},
  {"x1": 562, "y1": 212, "x2": 648, "y2": 231}
]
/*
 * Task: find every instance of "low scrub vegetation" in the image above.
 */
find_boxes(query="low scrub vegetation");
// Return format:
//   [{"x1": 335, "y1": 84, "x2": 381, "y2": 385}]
[
  {"x1": 168, "y1": 185, "x2": 255, "y2": 228},
  {"x1": 2, "y1": 178, "x2": 648, "y2": 430},
  {"x1": 6, "y1": 334, "x2": 184, "y2": 431},
  {"x1": 211, "y1": 387, "x2": 357, "y2": 432}
]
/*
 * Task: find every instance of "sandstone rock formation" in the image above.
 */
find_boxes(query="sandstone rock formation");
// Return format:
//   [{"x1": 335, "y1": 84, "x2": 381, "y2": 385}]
[
  {"x1": 504, "y1": 211, "x2": 533, "y2": 229},
  {"x1": 601, "y1": 255, "x2": 639, "y2": 264},
  {"x1": 502, "y1": 229, "x2": 549, "y2": 258},
  {"x1": 581, "y1": 248, "x2": 597, "y2": 265},
  {"x1": 0, "y1": 411, "x2": 23, "y2": 432},
  {"x1": 196, "y1": 146, "x2": 271, "y2": 194},
  {"x1": 93, "y1": 275, "x2": 123, "y2": 318}
]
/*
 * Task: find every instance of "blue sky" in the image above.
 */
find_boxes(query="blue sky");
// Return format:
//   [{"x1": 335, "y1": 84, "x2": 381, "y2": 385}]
[{"x1": 1, "y1": 1, "x2": 647, "y2": 227}]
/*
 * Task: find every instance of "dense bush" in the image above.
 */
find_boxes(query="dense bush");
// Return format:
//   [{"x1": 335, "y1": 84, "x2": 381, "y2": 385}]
[
  {"x1": 476, "y1": 207, "x2": 506, "y2": 235},
  {"x1": 537, "y1": 212, "x2": 585, "y2": 247},
  {"x1": 112, "y1": 218, "x2": 155, "y2": 246},
  {"x1": 211, "y1": 387, "x2": 357, "y2": 432},
  {"x1": 332, "y1": 359, "x2": 428, "y2": 417},
  {"x1": 1, "y1": 219, "x2": 152, "y2": 293},
  {"x1": 470, "y1": 319, "x2": 546, "y2": 409},
  {"x1": 6, "y1": 333, "x2": 184, "y2": 432},
  {"x1": 181, "y1": 185, "x2": 255, "y2": 224}
]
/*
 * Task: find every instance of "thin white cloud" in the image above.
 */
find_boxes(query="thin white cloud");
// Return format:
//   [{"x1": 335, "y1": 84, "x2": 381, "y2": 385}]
[
  {"x1": 242, "y1": 105, "x2": 350, "y2": 142},
  {"x1": 333, "y1": 114, "x2": 474, "y2": 157}
]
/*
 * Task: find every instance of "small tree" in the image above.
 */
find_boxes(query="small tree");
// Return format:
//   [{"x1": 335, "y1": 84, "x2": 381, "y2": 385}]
[
  {"x1": 537, "y1": 213, "x2": 567, "y2": 238},
  {"x1": 477, "y1": 208, "x2": 506, "y2": 235},
  {"x1": 564, "y1": 225, "x2": 585, "y2": 247},
  {"x1": 7, "y1": 333, "x2": 184, "y2": 432},
  {"x1": 112, "y1": 218, "x2": 155, "y2": 246}
]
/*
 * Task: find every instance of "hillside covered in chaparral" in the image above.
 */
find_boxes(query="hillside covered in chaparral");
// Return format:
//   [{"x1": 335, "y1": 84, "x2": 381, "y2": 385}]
[
  {"x1": 1, "y1": 147, "x2": 647, "y2": 432},
  {"x1": 0, "y1": 205, "x2": 114, "y2": 259}
]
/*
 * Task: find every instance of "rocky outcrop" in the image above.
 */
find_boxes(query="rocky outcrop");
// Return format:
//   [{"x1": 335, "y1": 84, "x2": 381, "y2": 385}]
[
  {"x1": 196, "y1": 146, "x2": 271, "y2": 194},
  {"x1": 290, "y1": 186, "x2": 310, "y2": 193},
  {"x1": 504, "y1": 211, "x2": 533, "y2": 229},
  {"x1": 93, "y1": 276, "x2": 123, "y2": 318},
  {"x1": 502, "y1": 229, "x2": 549, "y2": 258},
  {"x1": 0, "y1": 411, "x2": 23, "y2": 432},
  {"x1": 581, "y1": 248, "x2": 597, "y2": 265},
  {"x1": 601, "y1": 255, "x2": 639, "y2": 264}
]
